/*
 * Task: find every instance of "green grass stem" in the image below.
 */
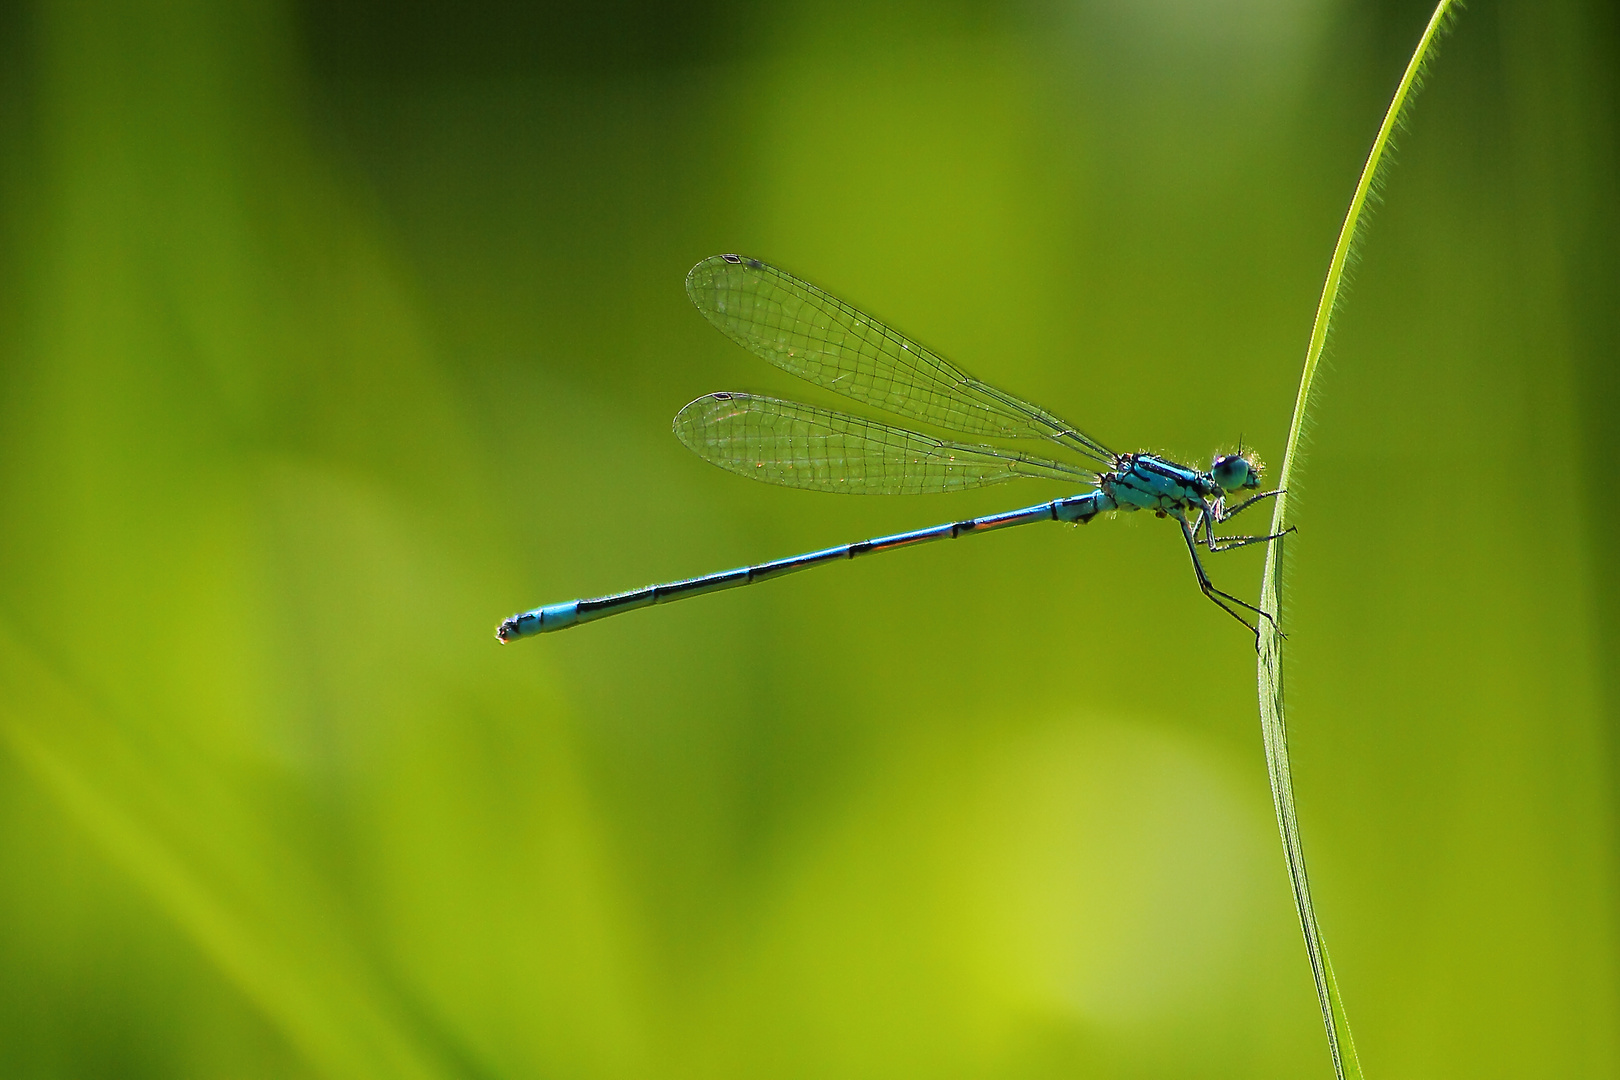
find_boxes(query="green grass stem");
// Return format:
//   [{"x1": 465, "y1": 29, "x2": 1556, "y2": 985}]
[{"x1": 1256, "y1": 3, "x2": 1461, "y2": 1077}]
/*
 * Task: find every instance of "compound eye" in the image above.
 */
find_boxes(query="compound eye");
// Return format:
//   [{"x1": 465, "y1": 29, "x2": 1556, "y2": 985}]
[{"x1": 1211, "y1": 454, "x2": 1251, "y2": 491}]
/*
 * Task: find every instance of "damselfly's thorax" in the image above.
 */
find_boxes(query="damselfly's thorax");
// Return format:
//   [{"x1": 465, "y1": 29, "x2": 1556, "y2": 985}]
[
  {"x1": 1099, "y1": 450, "x2": 1266, "y2": 517},
  {"x1": 1102, "y1": 453, "x2": 1220, "y2": 516}
]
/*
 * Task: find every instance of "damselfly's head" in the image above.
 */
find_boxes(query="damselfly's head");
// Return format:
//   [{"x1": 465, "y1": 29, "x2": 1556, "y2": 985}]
[{"x1": 1211, "y1": 451, "x2": 1263, "y2": 493}]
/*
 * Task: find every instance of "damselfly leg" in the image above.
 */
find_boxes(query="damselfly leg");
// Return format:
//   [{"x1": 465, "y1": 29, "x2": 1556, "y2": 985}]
[{"x1": 1176, "y1": 513, "x2": 1285, "y2": 644}]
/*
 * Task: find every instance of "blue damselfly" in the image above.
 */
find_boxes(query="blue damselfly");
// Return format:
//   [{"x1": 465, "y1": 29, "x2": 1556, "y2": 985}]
[{"x1": 498, "y1": 255, "x2": 1288, "y2": 644}]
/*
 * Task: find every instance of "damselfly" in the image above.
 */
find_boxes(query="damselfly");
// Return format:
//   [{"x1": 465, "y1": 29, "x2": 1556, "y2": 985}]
[{"x1": 498, "y1": 254, "x2": 1289, "y2": 645}]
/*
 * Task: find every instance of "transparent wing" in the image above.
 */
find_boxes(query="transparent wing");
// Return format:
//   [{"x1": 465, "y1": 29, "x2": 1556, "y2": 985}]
[
  {"x1": 686, "y1": 254, "x2": 1116, "y2": 467},
  {"x1": 673, "y1": 393, "x2": 1096, "y2": 495}
]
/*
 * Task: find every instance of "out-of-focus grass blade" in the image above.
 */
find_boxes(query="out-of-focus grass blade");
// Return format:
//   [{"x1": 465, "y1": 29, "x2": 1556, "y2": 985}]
[
  {"x1": 0, "y1": 623, "x2": 449, "y2": 1080},
  {"x1": 1257, "y1": 3, "x2": 1461, "y2": 1077}
]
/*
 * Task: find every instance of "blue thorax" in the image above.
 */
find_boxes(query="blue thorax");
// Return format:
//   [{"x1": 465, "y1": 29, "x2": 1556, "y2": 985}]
[{"x1": 1102, "y1": 454, "x2": 1220, "y2": 515}]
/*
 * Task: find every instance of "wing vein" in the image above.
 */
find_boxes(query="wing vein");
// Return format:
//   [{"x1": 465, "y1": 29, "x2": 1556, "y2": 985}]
[
  {"x1": 686, "y1": 255, "x2": 1116, "y2": 466},
  {"x1": 673, "y1": 393, "x2": 1096, "y2": 495}
]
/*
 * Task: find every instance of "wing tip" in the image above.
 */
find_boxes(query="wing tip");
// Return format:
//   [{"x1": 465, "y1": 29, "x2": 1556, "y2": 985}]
[{"x1": 687, "y1": 254, "x2": 767, "y2": 299}]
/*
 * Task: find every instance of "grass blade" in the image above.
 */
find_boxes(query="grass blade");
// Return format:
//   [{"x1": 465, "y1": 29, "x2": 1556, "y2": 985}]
[{"x1": 1256, "y1": 4, "x2": 1461, "y2": 1077}]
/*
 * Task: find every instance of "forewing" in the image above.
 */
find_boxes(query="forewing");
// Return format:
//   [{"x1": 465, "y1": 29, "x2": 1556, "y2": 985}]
[
  {"x1": 673, "y1": 393, "x2": 1095, "y2": 495},
  {"x1": 686, "y1": 255, "x2": 1115, "y2": 466}
]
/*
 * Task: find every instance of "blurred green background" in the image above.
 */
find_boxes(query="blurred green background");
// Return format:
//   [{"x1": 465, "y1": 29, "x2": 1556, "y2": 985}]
[{"x1": 0, "y1": 0, "x2": 1616, "y2": 1076}]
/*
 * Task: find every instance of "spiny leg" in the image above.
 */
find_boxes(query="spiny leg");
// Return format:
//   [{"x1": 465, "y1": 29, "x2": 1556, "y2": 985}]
[
  {"x1": 1216, "y1": 488, "x2": 1284, "y2": 523},
  {"x1": 1193, "y1": 503, "x2": 1224, "y2": 547},
  {"x1": 1192, "y1": 506, "x2": 1213, "y2": 546},
  {"x1": 1206, "y1": 525, "x2": 1296, "y2": 553},
  {"x1": 1177, "y1": 518, "x2": 1282, "y2": 644},
  {"x1": 1196, "y1": 490, "x2": 1286, "y2": 547}
]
